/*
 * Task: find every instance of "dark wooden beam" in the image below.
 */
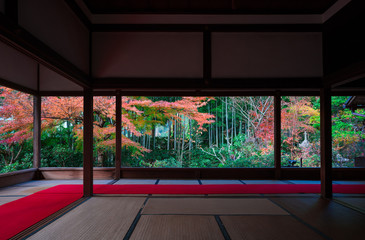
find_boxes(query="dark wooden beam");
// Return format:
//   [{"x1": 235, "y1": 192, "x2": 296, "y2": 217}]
[
  {"x1": 92, "y1": 24, "x2": 322, "y2": 32},
  {"x1": 0, "y1": 77, "x2": 37, "y2": 95},
  {"x1": 4, "y1": 0, "x2": 18, "y2": 24},
  {"x1": 38, "y1": 90, "x2": 323, "y2": 97},
  {"x1": 274, "y1": 92, "x2": 281, "y2": 179},
  {"x1": 0, "y1": 14, "x2": 90, "y2": 88},
  {"x1": 320, "y1": 87, "x2": 332, "y2": 198},
  {"x1": 323, "y1": 0, "x2": 365, "y2": 87},
  {"x1": 115, "y1": 92, "x2": 122, "y2": 180},
  {"x1": 334, "y1": 78, "x2": 365, "y2": 89},
  {"x1": 39, "y1": 91, "x2": 84, "y2": 96},
  {"x1": 64, "y1": 0, "x2": 91, "y2": 30},
  {"x1": 324, "y1": 60, "x2": 365, "y2": 88},
  {"x1": 92, "y1": 77, "x2": 323, "y2": 91},
  {"x1": 33, "y1": 95, "x2": 41, "y2": 169},
  {"x1": 332, "y1": 89, "x2": 365, "y2": 95},
  {"x1": 83, "y1": 88, "x2": 93, "y2": 196},
  {"x1": 93, "y1": 90, "x2": 278, "y2": 97}
]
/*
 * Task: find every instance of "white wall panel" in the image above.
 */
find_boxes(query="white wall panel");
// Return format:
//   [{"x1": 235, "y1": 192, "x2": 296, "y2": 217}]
[
  {"x1": 0, "y1": 41, "x2": 38, "y2": 90},
  {"x1": 212, "y1": 32, "x2": 323, "y2": 78},
  {"x1": 39, "y1": 65, "x2": 83, "y2": 91},
  {"x1": 19, "y1": 0, "x2": 89, "y2": 73},
  {"x1": 92, "y1": 32, "x2": 203, "y2": 78}
]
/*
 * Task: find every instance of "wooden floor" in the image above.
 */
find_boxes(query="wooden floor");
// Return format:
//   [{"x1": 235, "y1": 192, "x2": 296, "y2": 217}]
[{"x1": 1, "y1": 179, "x2": 365, "y2": 240}]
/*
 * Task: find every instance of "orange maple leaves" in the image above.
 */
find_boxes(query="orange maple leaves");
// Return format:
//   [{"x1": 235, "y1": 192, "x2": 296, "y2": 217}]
[
  {"x1": 0, "y1": 87, "x2": 214, "y2": 155},
  {"x1": 0, "y1": 87, "x2": 33, "y2": 144}
]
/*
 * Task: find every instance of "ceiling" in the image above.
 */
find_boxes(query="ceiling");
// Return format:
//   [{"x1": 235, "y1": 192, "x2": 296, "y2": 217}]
[{"x1": 83, "y1": 0, "x2": 338, "y2": 15}]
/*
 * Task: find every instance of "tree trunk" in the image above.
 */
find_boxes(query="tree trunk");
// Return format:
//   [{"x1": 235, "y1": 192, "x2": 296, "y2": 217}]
[
  {"x1": 180, "y1": 124, "x2": 185, "y2": 163},
  {"x1": 216, "y1": 100, "x2": 219, "y2": 147},
  {"x1": 231, "y1": 104, "x2": 234, "y2": 140},
  {"x1": 225, "y1": 97, "x2": 230, "y2": 145},
  {"x1": 174, "y1": 118, "x2": 177, "y2": 150},
  {"x1": 177, "y1": 119, "x2": 181, "y2": 155},
  {"x1": 97, "y1": 150, "x2": 103, "y2": 167},
  {"x1": 167, "y1": 120, "x2": 171, "y2": 150},
  {"x1": 152, "y1": 125, "x2": 156, "y2": 150},
  {"x1": 208, "y1": 104, "x2": 212, "y2": 147},
  {"x1": 147, "y1": 134, "x2": 151, "y2": 149},
  {"x1": 221, "y1": 98, "x2": 224, "y2": 145},
  {"x1": 189, "y1": 119, "x2": 192, "y2": 160},
  {"x1": 239, "y1": 120, "x2": 242, "y2": 135}
]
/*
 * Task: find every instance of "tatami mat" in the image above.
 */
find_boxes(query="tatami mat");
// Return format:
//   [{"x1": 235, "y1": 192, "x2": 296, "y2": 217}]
[
  {"x1": 158, "y1": 180, "x2": 199, "y2": 185},
  {"x1": 261, "y1": 193, "x2": 320, "y2": 197},
  {"x1": 201, "y1": 180, "x2": 242, "y2": 185},
  {"x1": 142, "y1": 198, "x2": 289, "y2": 215},
  {"x1": 114, "y1": 179, "x2": 157, "y2": 185},
  {"x1": 0, "y1": 180, "x2": 111, "y2": 196},
  {"x1": 27, "y1": 197, "x2": 146, "y2": 240},
  {"x1": 221, "y1": 215, "x2": 324, "y2": 240},
  {"x1": 242, "y1": 180, "x2": 287, "y2": 184},
  {"x1": 271, "y1": 197, "x2": 365, "y2": 240},
  {"x1": 14, "y1": 180, "x2": 111, "y2": 187},
  {"x1": 151, "y1": 194, "x2": 206, "y2": 197},
  {"x1": 335, "y1": 197, "x2": 365, "y2": 212},
  {"x1": 130, "y1": 215, "x2": 224, "y2": 240},
  {"x1": 207, "y1": 194, "x2": 261, "y2": 197},
  {"x1": 0, "y1": 196, "x2": 23, "y2": 206},
  {"x1": 287, "y1": 180, "x2": 321, "y2": 184},
  {"x1": 0, "y1": 186, "x2": 49, "y2": 196},
  {"x1": 333, "y1": 181, "x2": 365, "y2": 185}
]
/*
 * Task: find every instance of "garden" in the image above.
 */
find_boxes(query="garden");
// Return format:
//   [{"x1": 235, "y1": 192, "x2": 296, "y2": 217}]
[{"x1": 0, "y1": 86, "x2": 364, "y2": 173}]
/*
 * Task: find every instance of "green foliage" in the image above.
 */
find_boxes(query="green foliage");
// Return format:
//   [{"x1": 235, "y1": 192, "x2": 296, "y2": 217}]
[
  {"x1": 0, "y1": 160, "x2": 32, "y2": 173},
  {"x1": 0, "y1": 139, "x2": 33, "y2": 173},
  {"x1": 40, "y1": 125, "x2": 82, "y2": 167},
  {"x1": 331, "y1": 96, "x2": 365, "y2": 167},
  {"x1": 121, "y1": 134, "x2": 274, "y2": 168}
]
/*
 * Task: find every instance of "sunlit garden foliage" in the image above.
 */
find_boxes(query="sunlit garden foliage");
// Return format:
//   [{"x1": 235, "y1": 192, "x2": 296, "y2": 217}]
[{"x1": 1, "y1": 85, "x2": 364, "y2": 173}]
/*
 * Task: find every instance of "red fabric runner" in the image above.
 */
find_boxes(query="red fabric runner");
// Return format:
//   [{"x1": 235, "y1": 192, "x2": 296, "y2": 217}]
[{"x1": 0, "y1": 193, "x2": 82, "y2": 240}]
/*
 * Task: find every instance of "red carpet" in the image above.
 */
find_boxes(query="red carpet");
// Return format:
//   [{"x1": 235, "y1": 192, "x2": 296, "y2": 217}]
[
  {"x1": 36, "y1": 184, "x2": 365, "y2": 195},
  {"x1": 0, "y1": 193, "x2": 82, "y2": 240}
]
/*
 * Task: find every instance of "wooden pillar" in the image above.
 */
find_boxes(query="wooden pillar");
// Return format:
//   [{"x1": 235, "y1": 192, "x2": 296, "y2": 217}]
[
  {"x1": 83, "y1": 88, "x2": 93, "y2": 196},
  {"x1": 33, "y1": 95, "x2": 41, "y2": 169},
  {"x1": 274, "y1": 92, "x2": 281, "y2": 179},
  {"x1": 115, "y1": 92, "x2": 122, "y2": 180},
  {"x1": 320, "y1": 87, "x2": 332, "y2": 198}
]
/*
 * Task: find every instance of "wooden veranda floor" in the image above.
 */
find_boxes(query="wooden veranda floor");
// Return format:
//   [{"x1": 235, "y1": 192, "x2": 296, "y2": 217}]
[{"x1": 1, "y1": 179, "x2": 365, "y2": 239}]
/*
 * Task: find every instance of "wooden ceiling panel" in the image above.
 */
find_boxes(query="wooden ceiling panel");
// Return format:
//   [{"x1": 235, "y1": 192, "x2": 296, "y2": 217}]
[
  {"x1": 83, "y1": 0, "x2": 337, "y2": 14},
  {"x1": 235, "y1": 0, "x2": 337, "y2": 14},
  {"x1": 189, "y1": 0, "x2": 231, "y2": 11}
]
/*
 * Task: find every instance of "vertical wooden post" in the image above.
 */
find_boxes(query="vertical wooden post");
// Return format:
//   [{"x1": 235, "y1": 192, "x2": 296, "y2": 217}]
[
  {"x1": 115, "y1": 92, "x2": 122, "y2": 180},
  {"x1": 83, "y1": 88, "x2": 93, "y2": 197},
  {"x1": 33, "y1": 95, "x2": 41, "y2": 169},
  {"x1": 320, "y1": 87, "x2": 332, "y2": 198},
  {"x1": 274, "y1": 92, "x2": 281, "y2": 179}
]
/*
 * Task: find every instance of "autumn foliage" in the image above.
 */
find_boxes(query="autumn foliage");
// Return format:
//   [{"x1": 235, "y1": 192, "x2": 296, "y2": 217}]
[
  {"x1": 0, "y1": 87, "x2": 215, "y2": 161},
  {"x1": 1, "y1": 86, "x2": 364, "y2": 171}
]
